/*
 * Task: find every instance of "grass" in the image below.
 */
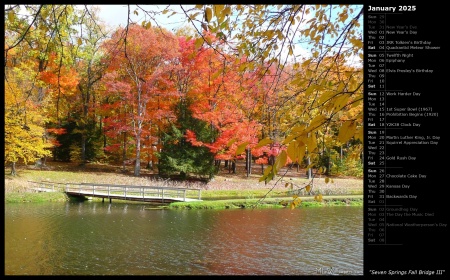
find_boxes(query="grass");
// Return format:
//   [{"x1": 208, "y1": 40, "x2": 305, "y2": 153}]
[
  {"x1": 167, "y1": 195, "x2": 364, "y2": 210},
  {"x1": 5, "y1": 192, "x2": 69, "y2": 203},
  {"x1": 4, "y1": 161, "x2": 363, "y2": 208}
]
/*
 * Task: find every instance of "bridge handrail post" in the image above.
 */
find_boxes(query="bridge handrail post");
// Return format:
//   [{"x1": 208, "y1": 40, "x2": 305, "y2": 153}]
[
  {"x1": 184, "y1": 190, "x2": 186, "y2": 201},
  {"x1": 198, "y1": 189, "x2": 201, "y2": 200}
]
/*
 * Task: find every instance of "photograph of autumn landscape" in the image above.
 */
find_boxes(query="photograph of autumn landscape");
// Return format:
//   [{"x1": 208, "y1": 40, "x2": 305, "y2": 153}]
[{"x1": 5, "y1": 4, "x2": 364, "y2": 276}]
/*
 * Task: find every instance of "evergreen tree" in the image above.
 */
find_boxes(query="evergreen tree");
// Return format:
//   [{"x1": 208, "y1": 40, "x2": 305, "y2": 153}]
[{"x1": 158, "y1": 98, "x2": 218, "y2": 180}]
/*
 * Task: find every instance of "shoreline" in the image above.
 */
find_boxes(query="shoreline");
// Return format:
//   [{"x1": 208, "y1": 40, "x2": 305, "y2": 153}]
[
  {"x1": 5, "y1": 163, "x2": 363, "y2": 209},
  {"x1": 167, "y1": 195, "x2": 363, "y2": 210},
  {"x1": 4, "y1": 190, "x2": 363, "y2": 210}
]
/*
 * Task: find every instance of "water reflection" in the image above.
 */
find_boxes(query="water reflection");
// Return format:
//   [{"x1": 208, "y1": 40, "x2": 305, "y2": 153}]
[{"x1": 5, "y1": 202, "x2": 363, "y2": 275}]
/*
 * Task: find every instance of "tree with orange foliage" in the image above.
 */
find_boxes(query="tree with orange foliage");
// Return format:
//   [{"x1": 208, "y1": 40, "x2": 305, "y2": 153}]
[{"x1": 101, "y1": 24, "x2": 180, "y2": 176}]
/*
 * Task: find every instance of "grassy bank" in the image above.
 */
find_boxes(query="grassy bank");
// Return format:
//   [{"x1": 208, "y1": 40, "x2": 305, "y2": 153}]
[
  {"x1": 5, "y1": 162, "x2": 363, "y2": 208},
  {"x1": 167, "y1": 195, "x2": 363, "y2": 210},
  {"x1": 5, "y1": 192, "x2": 69, "y2": 203},
  {"x1": 4, "y1": 188, "x2": 364, "y2": 208}
]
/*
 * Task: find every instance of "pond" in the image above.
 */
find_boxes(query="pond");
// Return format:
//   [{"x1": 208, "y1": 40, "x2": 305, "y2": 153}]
[{"x1": 5, "y1": 201, "x2": 363, "y2": 275}]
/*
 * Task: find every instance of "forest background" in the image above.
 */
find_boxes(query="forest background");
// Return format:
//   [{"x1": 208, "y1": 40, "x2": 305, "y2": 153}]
[{"x1": 4, "y1": 5, "x2": 364, "y2": 205}]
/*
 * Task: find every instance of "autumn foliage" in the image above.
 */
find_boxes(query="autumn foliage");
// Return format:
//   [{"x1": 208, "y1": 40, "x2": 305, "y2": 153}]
[{"x1": 4, "y1": 4, "x2": 363, "y2": 189}]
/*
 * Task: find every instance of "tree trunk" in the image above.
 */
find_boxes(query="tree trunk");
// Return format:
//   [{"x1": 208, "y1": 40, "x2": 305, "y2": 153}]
[
  {"x1": 81, "y1": 88, "x2": 90, "y2": 165},
  {"x1": 134, "y1": 104, "x2": 143, "y2": 177},
  {"x1": 100, "y1": 116, "x2": 106, "y2": 149},
  {"x1": 134, "y1": 151, "x2": 141, "y2": 176},
  {"x1": 134, "y1": 129, "x2": 141, "y2": 176},
  {"x1": 81, "y1": 134, "x2": 86, "y2": 165},
  {"x1": 245, "y1": 151, "x2": 248, "y2": 172},
  {"x1": 268, "y1": 154, "x2": 275, "y2": 166},
  {"x1": 152, "y1": 145, "x2": 157, "y2": 171},
  {"x1": 10, "y1": 162, "x2": 17, "y2": 176},
  {"x1": 37, "y1": 58, "x2": 46, "y2": 102},
  {"x1": 122, "y1": 132, "x2": 127, "y2": 172},
  {"x1": 327, "y1": 154, "x2": 331, "y2": 175},
  {"x1": 248, "y1": 150, "x2": 252, "y2": 175},
  {"x1": 146, "y1": 134, "x2": 152, "y2": 170},
  {"x1": 246, "y1": 148, "x2": 252, "y2": 177},
  {"x1": 306, "y1": 157, "x2": 312, "y2": 179}
]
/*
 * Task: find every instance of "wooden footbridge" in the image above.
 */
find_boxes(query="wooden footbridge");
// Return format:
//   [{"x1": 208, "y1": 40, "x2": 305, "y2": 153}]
[{"x1": 28, "y1": 181, "x2": 202, "y2": 204}]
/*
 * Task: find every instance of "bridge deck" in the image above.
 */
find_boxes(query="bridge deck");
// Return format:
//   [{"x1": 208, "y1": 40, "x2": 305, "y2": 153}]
[{"x1": 28, "y1": 181, "x2": 202, "y2": 203}]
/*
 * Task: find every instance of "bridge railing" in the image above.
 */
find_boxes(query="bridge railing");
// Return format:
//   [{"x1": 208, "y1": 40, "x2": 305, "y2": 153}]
[
  {"x1": 73, "y1": 183, "x2": 202, "y2": 201},
  {"x1": 27, "y1": 180, "x2": 66, "y2": 192},
  {"x1": 27, "y1": 181, "x2": 202, "y2": 201}
]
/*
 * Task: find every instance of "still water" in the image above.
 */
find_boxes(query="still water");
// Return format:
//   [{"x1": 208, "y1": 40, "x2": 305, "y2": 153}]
[{"x1": 5, "y1": 202, "x2": 363, "y2": 275}]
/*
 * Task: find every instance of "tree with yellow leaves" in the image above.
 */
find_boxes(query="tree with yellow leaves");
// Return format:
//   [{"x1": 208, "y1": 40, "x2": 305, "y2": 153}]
[{"x1": 5, "y1": 75, "x2": 52, "y2": 175}]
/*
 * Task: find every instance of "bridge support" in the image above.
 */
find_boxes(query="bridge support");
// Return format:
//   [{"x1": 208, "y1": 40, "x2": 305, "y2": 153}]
[{"x1": 101, "y1": 197, "x2": 113, "y2": 203}]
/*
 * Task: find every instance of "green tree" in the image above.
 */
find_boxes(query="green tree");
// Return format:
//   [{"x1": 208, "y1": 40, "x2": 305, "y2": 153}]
[{"x1": 158, "y1": 98, "x2": 218, "y2": 180}]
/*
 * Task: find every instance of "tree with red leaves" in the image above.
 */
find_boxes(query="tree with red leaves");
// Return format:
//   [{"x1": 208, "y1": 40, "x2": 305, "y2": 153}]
[{"x1": 101, "y1": 25, "x2": 180, "y2": 176}]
